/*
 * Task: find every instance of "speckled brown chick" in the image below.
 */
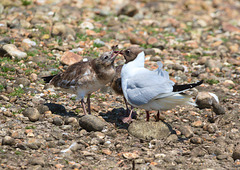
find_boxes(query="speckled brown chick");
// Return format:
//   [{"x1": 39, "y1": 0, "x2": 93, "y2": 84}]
[{"x1": 43, "y1": 49, "x2": 120, "y2": 115}]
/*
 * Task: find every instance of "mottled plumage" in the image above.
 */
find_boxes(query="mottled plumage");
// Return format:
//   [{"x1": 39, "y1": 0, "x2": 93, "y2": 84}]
[{"x1": 44, "y1": 50, "x2": 120, "y2": 115}]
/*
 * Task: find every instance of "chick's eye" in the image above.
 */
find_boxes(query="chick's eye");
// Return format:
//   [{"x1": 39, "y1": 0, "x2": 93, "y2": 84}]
[
  {"x1": 126, "y1": 50, "x2": 130, "y2": 54},
  {"x1": 104, "y1": 56, "x2": 108, "y2": 59}
]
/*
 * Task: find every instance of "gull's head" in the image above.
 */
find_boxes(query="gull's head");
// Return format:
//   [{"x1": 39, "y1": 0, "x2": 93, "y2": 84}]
[
  {"x1": 121, "y1": 47, "x2": 144, "y2": 63},
  {"x1": 96, "y1": 49, "x2": 121, "y2": 67}
]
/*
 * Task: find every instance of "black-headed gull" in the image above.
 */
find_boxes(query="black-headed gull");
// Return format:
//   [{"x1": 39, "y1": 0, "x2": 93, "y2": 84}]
[
  {"x1": 110, "y1": 47, "x2": 144, "y2": 115},
  {"x1": 121, "y1": 51, "x2": 203, "y2": 122}
]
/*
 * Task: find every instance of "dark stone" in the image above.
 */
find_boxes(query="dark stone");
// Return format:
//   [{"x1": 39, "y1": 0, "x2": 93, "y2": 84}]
[
  {"x1": 190, "y1": 136, "x2": 203, "y2": 144},
  {"x1": 233, "y1": 144, "x2": 240, "y2": 160},
  {"x1": 179, "y1": 126, "x2": 193, "y2": 138},
  {"x1": 2, "y1": 136, "x2": 15, "y2": 146},
  {"x1": 23, "y1": 108, "x2": 40, "y2": 122},
  {"x1": 118, "y1": 3, "x2": 138, "y2": 17},
  {"x1": 53, "y1": 117, "x2": 63, "y2": 126},
  {"x1": 79, "y1": 115, "x2": 107, "y2": 132}
]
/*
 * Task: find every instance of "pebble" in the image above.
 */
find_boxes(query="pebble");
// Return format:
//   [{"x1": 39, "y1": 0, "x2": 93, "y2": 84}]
[
  {"x1": 23, "y1": 108, "x2": 40, "y2": 122},
  {"x1": 15, "y1": 77, "x2": 30, "y2": 87},
  {"x1": 60, "y1": 51, "x2": 83, "y2": 66},
  {"x1": 30, "y1": 157, "x2": 45, "y2": 166},
  {"x1": 205, "y1": 59, "x2": 222, "y2": 70},
  {"x1": 191, "y1": 147, "x2": 206, "y2": 157},
  {"x1": 118, "y1": 3, "x2": 138, "y2": 17},
  {"x1": 79, "y1": 115, "x2": 107, "y2": 132},
  {"x1": 232, "y1": 144, "x2": 240, "y2": 160},
  {"x1": 0, "y1": 94, "x2": 9, "y2": 101},
  {"x1": 212, "y1": 101, "x2": 225, "y2": 115},
  {"x1": 222, "y1": 80, "x2": 235, "y2": 87},
  {"x1": 29, "y1": 73, "x2": 38, "y2": 82},
  {"x1": 94, "y1": 38, "x2": 105, "y2": 46},
  {"x1": 196, "y1": 92, "x2": 218, "y2": 109},
  {"x1": 2, "y1": 44, "x2": 27, "y2": 60},
  {"x1": 203, "y1": 124, "x2": 217, "y2": 133},
  {"x1": 53, "y1": 117, "x2": 63, "y2": 126},
  {"x1": 80, "y1": 21, "x2": 94, "y2": 30},
  {"x1": 22, "y1": 39, "x2": 36, "y2": 47},
  {"x1": 217, "y1": 154, "x2": 228, "y2": 160},
  {"x1": 2, "y1": 136, "x2": 15, "y2": 146},
  {"x1": 192, "y1": 120, "x2": 203, "y2": 127},
  {"x1": 190, "y1": 136, "x2": 203, "y2": 144},
  {"x1": 123, "y1": 152, "x2": 139, "y2": 159},
  {"x1": 129, "y1": 33, "x2": 146, "y2": 45},
  {"x1": 128, "y1": 121, "x2": 172, "y2": 140},
  {"x1": 52, "y1": 22, "x2": 66, "y2": 35},
  {"x1": 179, "y1": 126, "x2": 194, "y2": 138}
]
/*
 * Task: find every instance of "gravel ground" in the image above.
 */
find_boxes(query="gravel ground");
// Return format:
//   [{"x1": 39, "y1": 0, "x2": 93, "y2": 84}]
[{"x1": 0, "y1": 0, "x2": 240, "y2": 169}]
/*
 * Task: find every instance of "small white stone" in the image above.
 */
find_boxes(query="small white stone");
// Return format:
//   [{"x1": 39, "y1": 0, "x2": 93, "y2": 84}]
[
  {"x1": 80, "y1": 21, "x2": 94, "y2": 30},
  {"x1": 22, "y1": 38, "x2": 36, "y2": 46},
  {"x1": 3, "y1": 44, "x2": 27, "y2": 59}
]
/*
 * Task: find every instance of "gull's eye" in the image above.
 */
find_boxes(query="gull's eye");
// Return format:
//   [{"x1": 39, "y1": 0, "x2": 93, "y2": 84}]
[
  {"x1": 126, "y1": 50, "x2": 130, "y2": 55},
  {"x1": 104, "y1": 55, "x2": 109, "y2": 59}
]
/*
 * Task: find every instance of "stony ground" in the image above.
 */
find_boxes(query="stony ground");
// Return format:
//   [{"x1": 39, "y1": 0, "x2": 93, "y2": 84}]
[{"x1": 0, "y1": 0, "x2": 240, "y2": 169}]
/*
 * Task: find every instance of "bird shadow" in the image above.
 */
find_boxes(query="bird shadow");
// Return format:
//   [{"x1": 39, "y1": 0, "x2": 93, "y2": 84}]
[
  {"x1": 99, "y1": 107, "x2": 133, "y2": 129},
  {"x1": 44, "y1": 103, "x2": 80, "y2": 118}
]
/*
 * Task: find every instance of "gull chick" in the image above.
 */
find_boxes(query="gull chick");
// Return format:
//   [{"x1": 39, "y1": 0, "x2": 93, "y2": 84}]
[
  {"x1": 110, "y1": 47, "x2": 144, "y2": 113},
  {"x1": 121, "y1": 51, "x2": 203, "y2": 122},
  {"x1": 43, "y1": 49, "x2": 120, "y2": 115}
]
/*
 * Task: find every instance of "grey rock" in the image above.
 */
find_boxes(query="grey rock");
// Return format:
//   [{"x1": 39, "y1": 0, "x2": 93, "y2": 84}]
[
  {"x1": 175, "y1": 156, "x2": 185, "y2": 164},
  {"x1": 2, "y1": 136, "x2": 15, "y2": 146},
  {"x1": 166, "y1": 134, "x2": 178, "y2": 142},
  {"x1": 30, "y1": 157, "x2": 45, "y2": 166},
  {"x1": 191, "y1": 147, "x2": 206, "y2": 157},
  {"x1": 196, "y1": 92, "x2": 217, "y2": 109},
  {"x1": 205, "y1": 59, "x2": 222, "y2": 70},
  {"x1": 53, "y1": 117, "x2": 63, "y2": 126},
  {"x1": 94, "y1": 38, "x2": 105, "y2": 46},
  {"x1": 212, "y1": 101, "x2": 225, "y2": 115},
  {"x1": 15, "y1": 77, "x2": 30, "y2": 87},
  {"x1": 190, "y1": 136, "x2": 203, "y2": 144},
  {"x1": 2, "y1": 44, "x2": 27, "y2": 60},
  {"x1": 232, "y1": 144, "x2": 240, "y2": 160},
  {"x1": 203, "y1": 124, "x2": 217, "y2": 134},
  {"x1": 0, "y1": 94, "x2": 9, "y2": 101},
  {"x1": 167, "y1": 64, "x2": 185, "y2": 72},
  {"x1": 37, "y1": 104, "x2": 49, "y2": 114},
  {"x1": 26, "y1": 139, "x2": 42, "y2": 150},
  {"x1": 179, "y1": 126, "x2": 194, "y2": 138},
  {"x1": 0, "y1": 77, "x2": 7, "y2": 87},
  {"x1": 65, "y1": 117, "x2": 78, "y2": 126},
  {"x1": 144, "y1": 49, "x2": 156, "y2": 56},
  {"x1": 128, "y1": 121, "x2": 172, "y2": 140},
  {"x1": 118, "y1": 3, "x2": 138, "y2": 17},
  {"x1": 217, "y1": 154, "x2": 228, "y2": 160},
  {"x1": 52, "y1": 22, "x2": 67, "y2": 35},
  {"x1": 23, "y1": 108, "x2": 40, "y2": 122},
  {"x1": 79, "y1": 115, "x2": 107, "y2": 132}
]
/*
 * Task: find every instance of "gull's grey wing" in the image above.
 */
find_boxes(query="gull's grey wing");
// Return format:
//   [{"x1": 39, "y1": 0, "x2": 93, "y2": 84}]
[
  {"x1": 154, "y1": 61, "x2": 169, "y2": 79},
  {"x1": 125, "y1": 69, "x2": 174, "y2": 106}
]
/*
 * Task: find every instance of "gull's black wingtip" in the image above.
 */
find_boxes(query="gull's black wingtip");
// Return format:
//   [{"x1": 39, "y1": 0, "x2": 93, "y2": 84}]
[
  {"x1": 198, "y1": 80, "x2": 204, "y2": 85},
  {"x1": 42, "y1": 75, "x2": 55, "y2": 83},
  {"x1": 173, "y1": 80, "x2": 204, "y2": 92}
]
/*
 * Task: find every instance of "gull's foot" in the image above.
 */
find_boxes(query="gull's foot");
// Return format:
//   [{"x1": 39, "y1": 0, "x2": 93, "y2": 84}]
[
  {"x1": 120, "y1": 110, "x2": 137, "y2": 124},
  {"x1": 121, "y1": 116, "x2": 133, "y2": 124}
]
